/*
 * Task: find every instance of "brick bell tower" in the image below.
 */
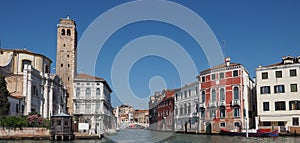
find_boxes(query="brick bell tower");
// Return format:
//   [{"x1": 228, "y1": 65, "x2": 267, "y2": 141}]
[{"x1": 56, "y1": 16, "x2": 77, "y2": 115}]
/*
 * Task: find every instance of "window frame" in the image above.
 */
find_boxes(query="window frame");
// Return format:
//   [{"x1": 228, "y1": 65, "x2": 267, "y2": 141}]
[
  {"x1": 233, "y1": 70, "x2": 238, "y2": 77},
  {"x1": 262, "y1": 72, "x2": 268, "y2": 79},
  {"x1": 274, "y1": 85, "x2": 285, "y2": 93},
  {"x1": 275, "y1": 101, "x2": 286, "y2": 111},
  {"x1": 291, "y1": 84, "x2": 298, "y2": 92},
  {"x1": 290, "y1": 69, "x2": 297, "y2": 77},
  {"x1": 263, "y1": 102, "x2": 269, "y2": 111},
  {"x1": 275, "y1": 71, "x2": 282, "y2": 78}
]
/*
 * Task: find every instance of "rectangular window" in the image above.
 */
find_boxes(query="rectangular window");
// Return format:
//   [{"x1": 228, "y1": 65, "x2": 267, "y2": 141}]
[
  {"x1": 220, "y1": 122, "x2": 226, "y2": 128},
  {"x1": 291, "y1": 84, "x2": 298, "y2": 92},
  {"x1": 220, "y1": 107, "x2": 226, "y2": 118},
  {"x1": 234, "y1": 122, "x2": 240, "y2": 127},
  {"x1": 16, "y1": 104, "x2": 19, "y2": 113},
  {"x1": 290, "y1": 69, "x2": 297, "y2": 77},
  {"x1": 278, "y1": 121, "x2": 285, "y2": 126},
  {"x1": 233, "y1": 70, "x2": 238, "y2": 77},
  {"x1": 219, "y1": 72, "x2": 224, "y2": 79},
  {"x1": 263, "y1": 102, "x2": 269, "y2": 111},
  {"x1": 274, "y1": 85, "x2": 285, "y2": 93},
  {"x1": 189, "y1": 89, "x2": 191, "y2": 96},
  {"x1": 293, "y1": 117, "x2": 299, "y2": 126},
  {"x1": 210, "y1": 109, "x2": 216, "y2": 118},
  {"x1": 275, "y1": 101, "x2": 286, "y2": 111},
  {"x1": 212, "y1": 74, "x2": 216, "y2": 80},
  {"x1": 195, "y1": 87, "x2": 198, "y2": 95},
  {"x1": 262, "y1": 72, "x2": 268, "y2": 79},
  {"x1": 234, "y1": 108, "x2": 240, "y2": 117},
  {"x1": 201, "y1": 76, "x2": 205, "y2": 83},
  {"x1": 289, "y1": 101, "x2": 300, "y2": 110},
  {"x1": 200, "y1": 109, "x2": 205, "y2": 119},
  {"x1": 263, "y1": 122, "x2": 271, "y2": 126},
  {"x1": 260, "y1": 86, "x2": 271, "y2": 94},
  {"x1": 276, "y1": 71, "x2": 282, "y2": 78}
]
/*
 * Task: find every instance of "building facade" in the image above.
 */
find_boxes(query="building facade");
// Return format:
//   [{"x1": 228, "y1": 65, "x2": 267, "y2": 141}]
[
  {"x1": 174, "y1": 82, "x2": 200, "y2": 132},
  {"x1": 0, "y1": 49, "x2": 67, "y2": 118},
  {"x1": 114, "y1": 105, "x2": 135, "y2": 129},
  {"x1": 149, "y1": 89, "x2": 178, "y2": 131},
  {"x1": 56, "y1": 16, "x2": 77, "y2": 115},
  {"x1": 149, "y1": 92, "x2": 162, "y2": 130},
  {"x1": 197, "y1": 57, "x2": 255, "y2": 133},
  {"x1": 73, "y1": 73, "x2": 113, "y2": 135},
  {"x1": 134, "y1": 109, "x2": 149, "y2": 124},
  {"x1": 256, "y1": 56, "x2": 300, "y2": 132}
]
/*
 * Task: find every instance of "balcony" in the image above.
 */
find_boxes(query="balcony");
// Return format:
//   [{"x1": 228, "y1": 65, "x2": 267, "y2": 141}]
[
  {"x1": 218, "y1": 100, "x2": 226, "y2": 106},
  {"x1": 209, "y1": 101, "x2": 217, "y2": 107},
  {"x1": 199, "y1": 102, "x2": 206, "y2": 108},
  {"x1": 231, "y1": 99, "x2": 240, "y2": 106}
]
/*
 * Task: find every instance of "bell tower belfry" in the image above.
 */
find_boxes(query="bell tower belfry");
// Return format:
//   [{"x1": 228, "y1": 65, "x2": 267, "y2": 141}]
[{"x1": 56, "y1": 16, "x2": 77, "y2": 115}]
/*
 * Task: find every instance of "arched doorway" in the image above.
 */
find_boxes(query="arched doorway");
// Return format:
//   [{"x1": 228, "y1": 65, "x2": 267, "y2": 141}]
[{"x1": 206, "y1": 122, "x2": 212, "y2": 134}]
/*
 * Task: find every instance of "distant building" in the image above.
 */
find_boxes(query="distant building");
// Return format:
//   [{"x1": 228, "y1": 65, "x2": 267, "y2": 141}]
[
  {"x1": 197, "y1": 57, "x2": 255, "y2": 133},
  {"x1": 149, "y1": 89, "x2": 178, "y2": 131},
  {"x1": 149, "y1": 92, "x2": 162, "y2": 130},
  {"x1": 113, "y1": 105, "x2": 135, "y2": 128},
  {"x1": 0, "y1": 49, "x2": 67, "y2": 118},
  {"x1": 174, "y1": 82, "x2": 200, "y2": 132},
  {"x1": 256, "y1": 56, "x2": 300, "y2": 132},
  {"x1": 134, "y1": 109, "x2": 149, "y2": 124},
  {"x1": 73, "y1": 73, "x2": 113, "y2": 134}
]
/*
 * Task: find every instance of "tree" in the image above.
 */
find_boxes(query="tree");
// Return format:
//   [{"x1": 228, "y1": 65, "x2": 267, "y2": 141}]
[{"x1": 0, "y1": 74, "x2": 10, "y2": 116}]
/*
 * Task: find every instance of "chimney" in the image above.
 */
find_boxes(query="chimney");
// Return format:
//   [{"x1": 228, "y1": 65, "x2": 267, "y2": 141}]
[
  {"x1": 297, "y1": 56, "x2": 300, "y2": 63},
  {"x1": 225, "y1": 57, "x2": 231, "y2": 67}
]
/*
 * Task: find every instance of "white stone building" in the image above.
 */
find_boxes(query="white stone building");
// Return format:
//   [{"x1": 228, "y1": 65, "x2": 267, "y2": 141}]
[
  {"x1": 0, "y1": 49, "x2": 67, "y2": 118},
  {"x1": 73, "y1": 73, "x2": 114, "y2": 134},
  {"x1": 256, "y1": 56, "x2": 300, "y2": 132},
  {"x1": 174, "y1": 81, "x2": 200, "y2": 132}
]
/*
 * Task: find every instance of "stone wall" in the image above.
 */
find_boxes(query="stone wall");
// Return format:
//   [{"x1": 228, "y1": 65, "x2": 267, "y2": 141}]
[{"x1": 0, "y1": 127, "x2": 49, "y2": 139}]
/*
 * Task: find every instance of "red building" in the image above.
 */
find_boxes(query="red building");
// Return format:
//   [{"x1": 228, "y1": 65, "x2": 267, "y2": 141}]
[
  {"x1": 149, "y1": 89, "x2": 179, "y2": 131},
  {"x1": 197, "y1": 57, "x2": 255, "y2": 133}
]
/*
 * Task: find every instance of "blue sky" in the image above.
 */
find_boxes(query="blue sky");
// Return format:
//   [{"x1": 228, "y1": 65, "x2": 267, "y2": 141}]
[{"x1": 1, "y1": 0, "x2": 300, "y2": 109}]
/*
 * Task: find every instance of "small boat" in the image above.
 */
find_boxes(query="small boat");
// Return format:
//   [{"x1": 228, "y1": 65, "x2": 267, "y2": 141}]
[{"x1": 219, "y1": 129, "x2": 279, "y2": 137}]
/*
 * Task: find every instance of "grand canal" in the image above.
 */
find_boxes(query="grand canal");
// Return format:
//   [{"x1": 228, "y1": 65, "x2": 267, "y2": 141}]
[{"x1": 2, "y1": 129, "x2": 300, "y2": 143}]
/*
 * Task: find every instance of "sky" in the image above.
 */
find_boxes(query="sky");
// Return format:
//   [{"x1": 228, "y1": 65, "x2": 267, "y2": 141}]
[{"x1": 0, "y1": 0, "x2": 300, "y2": 109}]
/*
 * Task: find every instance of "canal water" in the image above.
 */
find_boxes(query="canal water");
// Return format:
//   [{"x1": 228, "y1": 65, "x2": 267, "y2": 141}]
[{"x1": 2, "y1": 129, "x2": 300, "y2": 143}]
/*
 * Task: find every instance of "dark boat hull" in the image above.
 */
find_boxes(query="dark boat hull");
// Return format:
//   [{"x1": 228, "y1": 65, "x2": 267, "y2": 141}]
[{"x1": 219, "y1": 130, "x2": 279, "y2": 137}]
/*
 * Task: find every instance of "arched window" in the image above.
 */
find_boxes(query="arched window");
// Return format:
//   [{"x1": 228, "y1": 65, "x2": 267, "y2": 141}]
[
  {"x1": 76, "y1": 88, "x2": 80, "y2": 97},
  {"x1": 85, "y1": 88, "x2": 91, "y2": 98},
  {"x1": 220, "y1": 88, "x2": 225, "y2": 101},
  {"x1": 96, "y1": 88, "x2": 100, "y2": 97},
  {"x1": 174, "y1": 106, "x2": 178, "y2": 116},
  {"x1": 234, "y1": 87, "x2": 239, "y2": 100},
  {"x1": 211, "y1": 89, "x2": 216, "y2": 102},
  {"x1": 67, "y1": 29, "x2": 71, "y2": 36},
  {"x1": 201, "y1": 91, "x2": 206, "y2": 103},
  {"x1": 61, "y1": 29, "x2": 65, "y2": 35}
]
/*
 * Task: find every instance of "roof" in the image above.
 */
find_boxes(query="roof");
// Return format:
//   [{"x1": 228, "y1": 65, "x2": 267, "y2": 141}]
[
  {"x1": 200, "y1": 62, "x2": 241, "y2": 75},
  {"x1": 74, "y1": 73, "x2": 104, "y2": 81},
  {"x1": 0, "y1": 48, "x2": 52, "y2": 63},
  {"x1": 258, "y1": 56, "x2": 300, "y2": 68},
  {"x1": 74, "y1": 73, "x2": 112, "y2": 92}
]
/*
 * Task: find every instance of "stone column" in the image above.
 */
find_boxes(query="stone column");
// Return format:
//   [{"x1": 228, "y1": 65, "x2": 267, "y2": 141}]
[
  {"x1": 43, "y1": 76, "x2": 49, "y2": 118},
  {"x1": 49, "y1": 82, "x2": 53, "y2": 117},
  {"x1": 25, "y1": 65, "x2": 32, "y2": 115}
]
